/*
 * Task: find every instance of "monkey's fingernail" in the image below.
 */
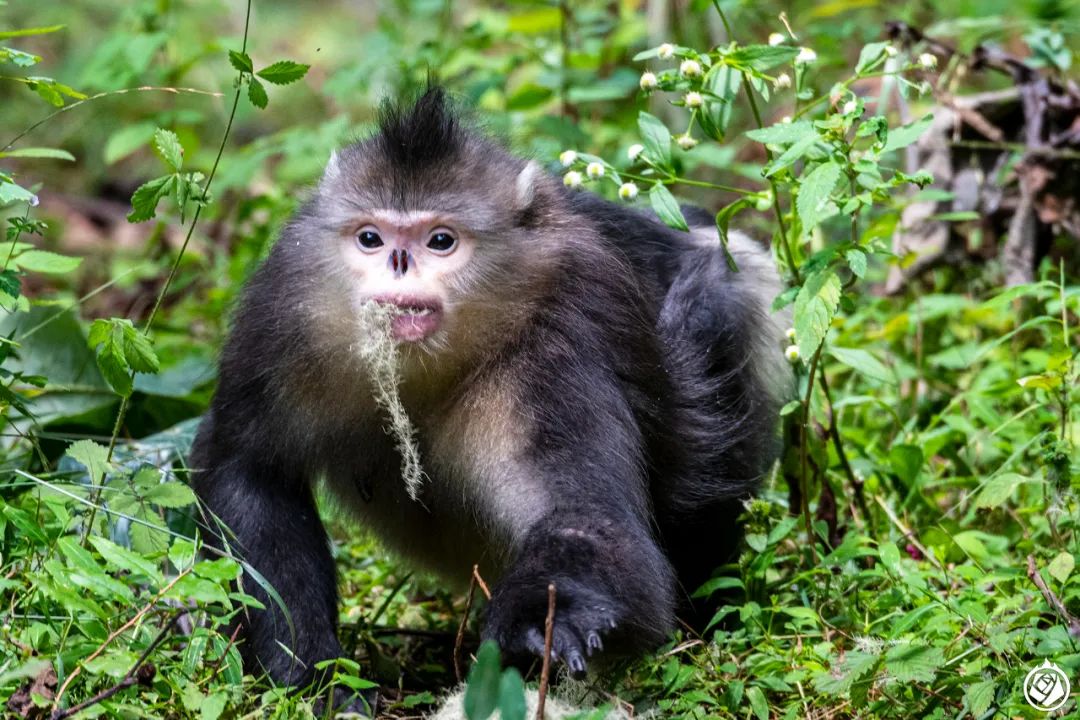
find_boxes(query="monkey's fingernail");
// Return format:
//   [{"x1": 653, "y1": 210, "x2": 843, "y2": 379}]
[
  {"x1": 587, "y1": 632, "x2": 603, "y2": 653},
  {"x1": 568, "y1": 654, "x2": 586, "y2": 675},
  {"x1": 608, "y1": 619, "x2": 617, "y2": 629}
]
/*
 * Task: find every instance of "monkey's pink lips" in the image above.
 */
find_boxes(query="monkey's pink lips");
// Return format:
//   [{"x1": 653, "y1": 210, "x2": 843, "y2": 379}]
[{"x1": 374, "y1": 296, "x2": 443, "y2": 342}]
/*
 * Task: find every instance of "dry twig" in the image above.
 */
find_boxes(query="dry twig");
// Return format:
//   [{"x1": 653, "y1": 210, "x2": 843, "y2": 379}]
[{"x1": 535, "y1": 583, "x2": 557, "y2": 720}]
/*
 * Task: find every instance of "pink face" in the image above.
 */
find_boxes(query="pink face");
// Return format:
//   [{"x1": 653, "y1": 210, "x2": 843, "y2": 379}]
[{"x1": 340, "y1": 210, "x2": 475, "y2": 342}]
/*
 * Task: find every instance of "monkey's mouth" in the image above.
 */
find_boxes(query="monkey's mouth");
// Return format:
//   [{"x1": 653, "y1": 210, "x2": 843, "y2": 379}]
[{"x1": 374, "y1": 296, "x2": 444, "y2": 342}]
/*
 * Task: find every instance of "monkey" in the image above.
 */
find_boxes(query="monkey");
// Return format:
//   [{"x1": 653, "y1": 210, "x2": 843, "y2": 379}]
[{"x1": 189, "y1": 87, "x2": 788, "y2": 706}]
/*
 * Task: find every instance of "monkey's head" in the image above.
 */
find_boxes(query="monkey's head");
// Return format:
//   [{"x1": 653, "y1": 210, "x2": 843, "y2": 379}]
[{"x1": 300, "y1": 87, "x2": 561, "y2": 364}]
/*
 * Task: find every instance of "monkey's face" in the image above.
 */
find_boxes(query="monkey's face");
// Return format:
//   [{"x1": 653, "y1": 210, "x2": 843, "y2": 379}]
[{"x1": 339, "y1": 209, "x2": 476, "y2": 343}]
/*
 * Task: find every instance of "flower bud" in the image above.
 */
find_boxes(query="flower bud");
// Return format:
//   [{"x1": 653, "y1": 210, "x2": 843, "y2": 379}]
[
  {"x1": 918, "y1": 52, "x2": 937, "y2": 69},
  {"x1": 775, "y1": 72, "x2": 792, "y2": 89},
  {"x1": 559, "y1": 150, "x2": 577, "y2": 167},
  {"x1": 684, "y1": 91, "x2": 704, "y2": 108},
  {"x1": 627, "y1": 143, "x2": 644, "y2": 160},
  {"x1": 796, "y1": 47, "x2": 817, "y2": 64},
  {"x1": 563, "y1": 170, "x2": 583, "y2": 188},
  {"x1": 679, "y1": 59, "x2": 703, "y2": 78},
  {"x1": 586, "y1": 162, "x2": 605, "y2": 179},
  {"x1": 768, "y1": 33, "x2": 786, "y2": 46},
  {"x1": 639, "y1": 71, "x2": 659, "y2": 90},
  {"x1": 785, "y1": 345, "x2": 801, "y2": 363},
  {"x1": 658, "y1": 43, "x2": 675, "y2": 59},
  {"x1": 677, "y1": 134, "x2": 698, "y2": 150},
  {"x1": 618, "y1": 182, "x2": 639, "y2": 200}
]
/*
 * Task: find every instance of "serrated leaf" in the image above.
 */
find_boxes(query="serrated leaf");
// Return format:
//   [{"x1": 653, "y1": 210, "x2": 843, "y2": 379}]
[
  {"x1": 638, "y1": 111, "x2": 672, "y2": 168},
  {"x1": 1048, "y1": 552, "x2": 1075, "y2": 583},
  {"x1": 255, "y1": 60, "x2": 309, "y2": 85},
  {"x1": 228, "y1": 50, "x2": 253, "y2": 73},
  {"x1": 793, "y1": 269, "x2": 840, "y2": 357},
  {"x1": 828, "y1": 346, "x2": 893, "y2": 384},
  {"x1": 797, "y1": 161, "x2": 841, "y2": 231},
  {"x1": 153, "y1": 128, "x2": 183, "y2": 171},
  {"x1": 745, "y1": 120, "x2": 814, "y2": 144},
  {"x1": 964, "y1": 679, "x2": 995, "y2": 717},
  {"x1": 725, "y1": 45, "x2": 799, "y2": 72},
  {"x1": 127, "y1": 174, "x2": 174, "y2": 222},
  {"x1": 122, "y1": 324, "x2": 160, "y2": 374},
  {"x1": 0, "y1": 269, "x2": 20, "y2": 298},
  {"x1": 0, "y1": 147, "x2": 74, "y2": 161},
  {"x1": 814, "y1": 651, "x2": 879, "y2": 695},
  {"x1": 67, "y1": 439, "x2": 112, "y2": 483},
  {"x1": 845, "y1": 248, "x2": 867, "y2": 277},
  {"x1": 649, "y1": 184, "x2": 689, "y2": 231},
  {"x1": 88, "y1": 536, "x2": 164, "y2": 584},
  {"x1": 145, "y1": 481, "x2": 197, "y2": 508},
  {"x1": 883, "y1": 644, "x2": 942, "y2": 683},
  {"x1": 974, "y1": 472, "x2": 1025, "y2": 508},
  {"x1": 881, "y1": 114, "x2": 933, "y2": 154},
  {"x1": 765, "y1": 132, "x2": 819, "y2": 177},
  {"x1": 247, "y1": 78, "x2": 268, "y2": 109},
  {"x1": 11, "y1": 250, "x2": 81, "y2": 273}
]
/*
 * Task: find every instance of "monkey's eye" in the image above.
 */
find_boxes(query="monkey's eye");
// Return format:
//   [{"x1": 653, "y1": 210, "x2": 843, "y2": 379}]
[
  {"x1": 427, "y1": 231, "x2": 457, "y2": 254},
  {"x1": 357, "y1": 230, "x2": 383, "y2": 251}
]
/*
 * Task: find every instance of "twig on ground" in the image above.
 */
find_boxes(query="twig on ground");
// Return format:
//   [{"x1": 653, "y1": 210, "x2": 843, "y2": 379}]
[
  {"x1": 1027, "y1": 555, "x2": 1080, "y2": 637},
  {"x1": 454, "y1": 564, "x2": 481, "y2": 683},
  {"x1": 536, "y1": 583, "x2": 557, "y2": 720}
]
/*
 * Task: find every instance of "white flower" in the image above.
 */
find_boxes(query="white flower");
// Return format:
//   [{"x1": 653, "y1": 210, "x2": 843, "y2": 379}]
[
  {"x1": 679, "y1": 59, "x2": 702, "y2": 78},
  {"x1": 563, "y1": 171, "x2": 583, "y2": 188},
  {"x1": 917, "y1": 81, "x2": 932, "y2": 95},
  {"x1": 768, "y1": 33, "x2": 786, "y2": 46},
  {"x1": 774, "y1": 72, "x2": 791, "y2": 89},
  {"x1": 658, "y1": 43, "x2": 675, "y2": 59},
  {"x1": 618, "y1": 182, "x2": 639, "y2": 200},
  {"x1": 639, "y1": 71, "x2": 658, "y2": 90},
  {"x1": 781, "y1": 115, "x2": 792, "y2": 124},
  {"x1": 684, "y1": 91, "x2": 704, "y2": 108},
  {"x1": 677, "y1": 134, "x2": 698, "y2": 150},
  {"x1": 586, "y1": 162, "x2": 605, "y2": 179},
  {"x1": 785, "y1": 327, "x2": 797, "y2": 341},
  {"x1": 559, "y1": 150, "x2": 577, "y2": 167},
  {"x1": 795, "y1": 47, "x2": 817, "y2": 65},
  {"x1": 885, "y1": 44, "x2": 899, "y2": 58},
  {"x1": 918, "y1": 52, "x2": 937, "y2": 69},
  {"x1": 785, "y1": 345, "x2": 801, "y2": 363},
  {"x1": 627, "y1": 143, "x2": 644, "y2": 161},
  {"x1": 842, "y1": 99, "x2": 858, "y2": 115}
]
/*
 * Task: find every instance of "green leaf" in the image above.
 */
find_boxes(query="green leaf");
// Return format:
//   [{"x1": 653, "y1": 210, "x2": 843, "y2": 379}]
[
  {"x1": 144, "y1": 481, "x2": 197, "y2": 508},
  {"x1": 11, "y1": 250, "x2": 81, "y2": 273},
  {"x1": 88, "y1": 536, "x2": 164, "y2": 584},
  {"x1": 889, "y1": 444, "x2": 923, "y2": 485},
  {"x1": 200, "y1": 692, "x2": 227, "y2": 720},
  {"x1": 463, "y1": 641, "x2": 502, "y2": 720},
  {"x1": 745, "y1": 685, "x2": 769, "y2": 720},
  {"x1": 153, "y1": 128, "x2": 183, "y2": 171},
  {"x1": 881, "y1": 114, "x2": 934, "y2": 154},
  {"x1": 855, "y1": 42, "x2": 890, "y2": 74},
  {"x1": 725, "y1": 45, "x2": 799, "y2": 72},
  {"x1": 228, "y1": 50, "x2": 253, "y2": 73},
  {"x1": 797, "y1": 161, "x2": 841, "y2": 231},
  {"x1": 964, "y1": 679, "x2": 995, "y2": 717},
  {"x1": 878, "y1": 541, "x2": 901, "y2": 570},
  {"x1": 765, "y1": 132, "x2": 819, "y2": 177},
  {"x1": 974, "y1": 472, "x2": 1025, "y2": 508},
  {"x1": 248, "y1": 78, "x2": 268, "y2": 109},
  {"x1": 638, "y1": 111, "x2": 672, "y2": 168},
  {"x1": 0, "y1": 147, "x2": 74, "y2": 161},
  {"x1": 649, "y1": 184, "x2": 689, "y2": 232},
  {"x1": 693, "y1": 575, "x2": 744, "y2": 599},
  {"x1": 845, "y1": 248, "x2": 867, "y2": 277},
  {"x1": 0, "y1": 25, "x2": 66, "y2": 40},
  {"x1": 745, "y1": 120, "x2": 814, "y2": 145},
  {"x1": 883, "y1": 644, "x2": 942, "y2": 683},
  {"x1": 828, "y1": 346, "x2": 893, "y2": 384},
  {"x1": 506, "y1": 7, "x2": 562, "y2": 33},
  {"x1": 497, "y1": 669, "x2": 526, "y2": 720},
  {"x1": 505, "y1": 82, "x2": 553, "y2": 111},
  {"x1": 128, "y1": 174, "x2": 174, "y2": 222},
  {"x1": 255, "y1": 60, "x2": 310, "y2": 85},
  {"x1": 1048, "y1": 552, "x2": 1075, "y2": 583},
  {"x1": 104, "y1": 122, "x2": 156, "y2": 164},
  {"x1": 122, "y1": 325, "x2": 160, "y2": 374},
  {"x1": 793, "y1": 269, "x2": 840, "y2": 357},
  {"x1": 813, "y1": 651, "x2": 879, "y2": 695},
  {"x1": 67, "y1": 439, "x2": 111, "y2": 483}
]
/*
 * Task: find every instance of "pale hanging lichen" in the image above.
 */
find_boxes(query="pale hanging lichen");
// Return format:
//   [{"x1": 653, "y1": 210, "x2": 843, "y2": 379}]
[{"x1": 355, "y1": 301, "x2": 426, "y2": 501}]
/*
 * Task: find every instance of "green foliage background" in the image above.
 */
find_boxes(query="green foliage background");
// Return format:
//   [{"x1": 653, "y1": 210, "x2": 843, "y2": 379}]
[{"x1": 0, "y1": 0, "x2": 1078, "y2": 718}]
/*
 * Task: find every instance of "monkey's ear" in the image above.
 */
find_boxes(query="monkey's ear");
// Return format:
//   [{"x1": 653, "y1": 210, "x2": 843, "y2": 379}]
[
  {"x1": 514, "y1": 160, "x2": 542, "y2": 211},
  {"x1": 321, "y1": 150, "x2": 342, "y2": 185}
]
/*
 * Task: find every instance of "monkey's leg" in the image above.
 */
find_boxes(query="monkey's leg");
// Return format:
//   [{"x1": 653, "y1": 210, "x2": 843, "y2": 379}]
[
  {"x1": 483, "y1": 511, "x2": 675, "y2": 676},
  {"x1": 194, "y1": 457, "x2": 351, "y2": 698}
]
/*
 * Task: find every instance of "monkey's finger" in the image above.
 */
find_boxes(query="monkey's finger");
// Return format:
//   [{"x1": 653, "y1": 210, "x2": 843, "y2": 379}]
[
  {"x1": 552, "y1": 624, "x2": 587, "y2": 678},
  {"x1": 525, "y1": 627, "x2": 547, "y2": 658},
  {"x1": 586, "y1": 630, "x2": 603, "y2": 655}
]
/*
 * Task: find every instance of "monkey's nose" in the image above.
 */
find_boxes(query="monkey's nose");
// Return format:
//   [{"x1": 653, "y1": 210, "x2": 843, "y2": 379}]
[{"x1": 389, "y1": 249, "x2": 411, "y2": 277}]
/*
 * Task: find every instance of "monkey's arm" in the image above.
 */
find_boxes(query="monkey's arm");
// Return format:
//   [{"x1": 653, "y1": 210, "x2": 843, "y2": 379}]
[
  {"x1": 482, "y1": 354, "x2": 676, "y2": 674},
  {"x1": 191, "y1": 415, "x2": 343, "y2": 687}
]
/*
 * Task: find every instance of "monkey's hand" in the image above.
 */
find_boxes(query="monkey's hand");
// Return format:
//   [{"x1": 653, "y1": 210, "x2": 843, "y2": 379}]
[{"x1": 484, "y1": 573, "x2": 622, "y2": 678}]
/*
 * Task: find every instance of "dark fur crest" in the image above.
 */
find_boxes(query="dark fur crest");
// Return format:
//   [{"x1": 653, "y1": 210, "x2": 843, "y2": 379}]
[{"x1": 374, "y1": 86, "x2": 463, "y2": 172}]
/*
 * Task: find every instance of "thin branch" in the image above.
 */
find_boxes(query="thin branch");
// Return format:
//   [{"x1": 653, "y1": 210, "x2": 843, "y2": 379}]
[
  {"x1": 1027, "y1": 555, "x2": 1080, "y2": 637},
  {"x1": 473, "y1": 565, "x2": 492, "y2": 601},
  {"x1": 535, "y1": 583, "x2": 557, "y2": 720},
  {"x1": 454, "y1": 564, "x2": 480, "y2": 683}
]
